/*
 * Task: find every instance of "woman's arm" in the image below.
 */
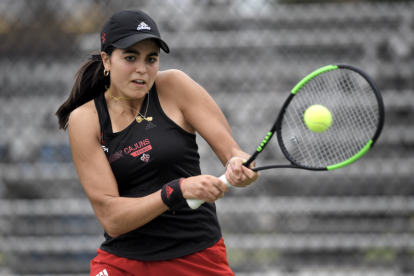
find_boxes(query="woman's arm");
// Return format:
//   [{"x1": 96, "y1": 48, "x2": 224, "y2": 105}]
[
  {"x1": 156, "y1": 70, "x2": 259, "y2": 188},
  {"x1": 68, "y1": 101, "x2": 169, "y2": 237}
]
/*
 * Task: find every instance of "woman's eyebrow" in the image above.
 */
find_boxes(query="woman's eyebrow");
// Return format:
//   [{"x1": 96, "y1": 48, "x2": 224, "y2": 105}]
[
  {"x1": 122, "y1": 49, "x2": 140, "y2": 55},
  {"x1": 122, "y1": 49, "x2": 159, "y2": 57}
]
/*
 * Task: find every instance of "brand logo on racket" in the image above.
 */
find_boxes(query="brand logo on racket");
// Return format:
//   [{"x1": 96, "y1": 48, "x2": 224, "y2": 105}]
[
  {"x1": 140, "y1": 153, "x2": 150, "y2": 162},
  {"x1": 291, "y1": 136, "x2": 299, "y2": 145}
]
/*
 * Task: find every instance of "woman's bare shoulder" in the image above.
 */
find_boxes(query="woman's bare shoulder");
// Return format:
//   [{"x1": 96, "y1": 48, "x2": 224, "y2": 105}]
[
  {"x1": 68, "y1": 99, "x2": 100, "y2": 138},
  {"x1": 156, "y1": 69, "x2": 192, "y2": 88},
  {"x1": 156, "y1": 69, "x2": 203, "y2": 99}
]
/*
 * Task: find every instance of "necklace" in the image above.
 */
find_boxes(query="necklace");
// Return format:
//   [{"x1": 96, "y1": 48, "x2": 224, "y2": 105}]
[{"x1": 106, "y1": 87, "x2": 153, "y2": 123}]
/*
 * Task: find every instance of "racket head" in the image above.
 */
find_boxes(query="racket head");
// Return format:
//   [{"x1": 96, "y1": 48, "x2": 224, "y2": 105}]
[{"x1": 274, "y1": 64, "x2": 384, "y2": 171}]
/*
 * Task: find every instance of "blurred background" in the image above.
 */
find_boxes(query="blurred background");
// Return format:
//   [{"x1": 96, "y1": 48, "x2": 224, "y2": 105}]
[{"x1": 0, "y1": 0, "x2": 413, "y2": 275}]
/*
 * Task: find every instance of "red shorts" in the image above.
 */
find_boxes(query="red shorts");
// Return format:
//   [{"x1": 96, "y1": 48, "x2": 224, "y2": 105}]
[{"x1": 90, "y1": 238, "x2": 235, "y2": 276}]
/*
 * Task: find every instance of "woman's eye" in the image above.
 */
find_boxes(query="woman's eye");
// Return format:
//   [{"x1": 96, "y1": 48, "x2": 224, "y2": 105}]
[
  {"x1": 126, "y1": 56, "x2": 135, "y2": 62},
  {"x1": 147, "y1": 58, "x2": 156, "y2": 63}
]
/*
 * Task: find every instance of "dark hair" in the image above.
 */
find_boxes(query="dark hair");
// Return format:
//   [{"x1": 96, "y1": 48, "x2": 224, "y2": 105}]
[{"x1": 55, "y1": 46, "x2": 115, "y2": 130}]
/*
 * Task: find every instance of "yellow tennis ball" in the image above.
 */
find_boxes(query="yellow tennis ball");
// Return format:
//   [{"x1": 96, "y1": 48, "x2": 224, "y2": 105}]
[{"x1": 304, "y1": 105, "x2": 332, "y2": 133}]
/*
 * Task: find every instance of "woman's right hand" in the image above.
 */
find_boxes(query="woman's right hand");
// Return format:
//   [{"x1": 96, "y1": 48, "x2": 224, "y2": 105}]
[{"x1": 181, "y1": 176, "x2": 229, "y2": 203}]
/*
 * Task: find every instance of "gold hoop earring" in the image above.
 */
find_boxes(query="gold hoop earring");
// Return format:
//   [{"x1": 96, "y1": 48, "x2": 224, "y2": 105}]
[{"x1": 104, "y1": 69, "x2": 109, "y2": 77}]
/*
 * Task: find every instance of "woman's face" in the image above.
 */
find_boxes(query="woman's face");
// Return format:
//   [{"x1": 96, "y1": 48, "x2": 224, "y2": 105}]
[{"x1": 104, "y1": 39, "x2": 160, "y2": 98}]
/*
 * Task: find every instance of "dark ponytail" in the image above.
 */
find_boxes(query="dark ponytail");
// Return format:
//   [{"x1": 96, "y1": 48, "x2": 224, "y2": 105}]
[{"x1": 55, "y1": 46, "x2": 115, "y2": 130}]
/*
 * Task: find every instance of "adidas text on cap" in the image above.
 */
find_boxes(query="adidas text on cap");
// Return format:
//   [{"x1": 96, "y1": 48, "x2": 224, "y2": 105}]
[{"x1": 100, "y1": 10, "x2": 170, "y2": 53}]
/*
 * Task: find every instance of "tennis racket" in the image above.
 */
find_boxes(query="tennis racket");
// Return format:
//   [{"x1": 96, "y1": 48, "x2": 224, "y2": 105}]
[{"x1": 187, "y1": 64, "x2": 384, "y2": 209}]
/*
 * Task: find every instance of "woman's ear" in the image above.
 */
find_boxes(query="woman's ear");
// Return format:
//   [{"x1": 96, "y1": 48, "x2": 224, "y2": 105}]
[{"x1": 101, "y1": 51, "x2": 111, "y2": 71}]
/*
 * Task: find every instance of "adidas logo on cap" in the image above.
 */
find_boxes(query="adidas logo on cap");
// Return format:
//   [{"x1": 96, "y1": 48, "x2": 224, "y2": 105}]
[{"x1": 137, "y1": 22, "x2": 151, "y2": 31}]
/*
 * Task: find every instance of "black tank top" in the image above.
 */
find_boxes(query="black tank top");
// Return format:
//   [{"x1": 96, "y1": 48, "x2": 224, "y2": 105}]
[{"x1": 93, "y1": 84, "x2": 222, "y2": 261}]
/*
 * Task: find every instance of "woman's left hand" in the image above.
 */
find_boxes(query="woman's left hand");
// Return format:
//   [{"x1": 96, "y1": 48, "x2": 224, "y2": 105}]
[{"x1": 225, "y1": 157, "x2": 260, "y2": 188}]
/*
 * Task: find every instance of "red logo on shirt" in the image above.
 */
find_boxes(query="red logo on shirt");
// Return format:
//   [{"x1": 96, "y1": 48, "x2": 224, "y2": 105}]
[
  {"x1": 125, "y1": 139, "x2": 152, "y2": 157},
  {"x1": 166, "y1": 185, "x2": 174, "y2": 198},
  {"x1": 140, "y1": 153, "x2": 150, "y2": 162},
  {"x1": 108, "y1": 150, "x2": 123, "y2": 164}
]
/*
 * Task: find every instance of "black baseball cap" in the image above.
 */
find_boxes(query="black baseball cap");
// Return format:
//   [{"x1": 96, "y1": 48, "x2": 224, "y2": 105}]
[{"x1": 100, "y1": 9, "x2": 169, "y2": 53}]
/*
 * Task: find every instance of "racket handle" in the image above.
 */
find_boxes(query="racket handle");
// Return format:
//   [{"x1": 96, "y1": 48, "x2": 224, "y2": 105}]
[{"x1": 186, "y1": 174, "x2": 232, "y2": 209}]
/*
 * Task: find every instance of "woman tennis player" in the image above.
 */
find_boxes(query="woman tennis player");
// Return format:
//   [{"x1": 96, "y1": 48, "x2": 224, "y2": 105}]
[{"x1": 56, "y1": 9, "x2": 259, "y2": 276}]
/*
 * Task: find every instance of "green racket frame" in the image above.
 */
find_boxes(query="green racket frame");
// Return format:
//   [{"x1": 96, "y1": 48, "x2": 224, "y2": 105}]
[{"x1": 245, "y1": 64, "x2": 384, "y2": 172}]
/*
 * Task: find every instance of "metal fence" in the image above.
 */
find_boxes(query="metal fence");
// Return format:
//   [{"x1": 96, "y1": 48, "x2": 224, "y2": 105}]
[{"x1": 0, "y1": 0, "x2": 413, "y2": 275}]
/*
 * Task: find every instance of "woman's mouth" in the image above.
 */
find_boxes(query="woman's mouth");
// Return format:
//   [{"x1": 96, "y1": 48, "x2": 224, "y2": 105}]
[{"x1": 132, "y1": 79, "x2": 146, "y2": 86}]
